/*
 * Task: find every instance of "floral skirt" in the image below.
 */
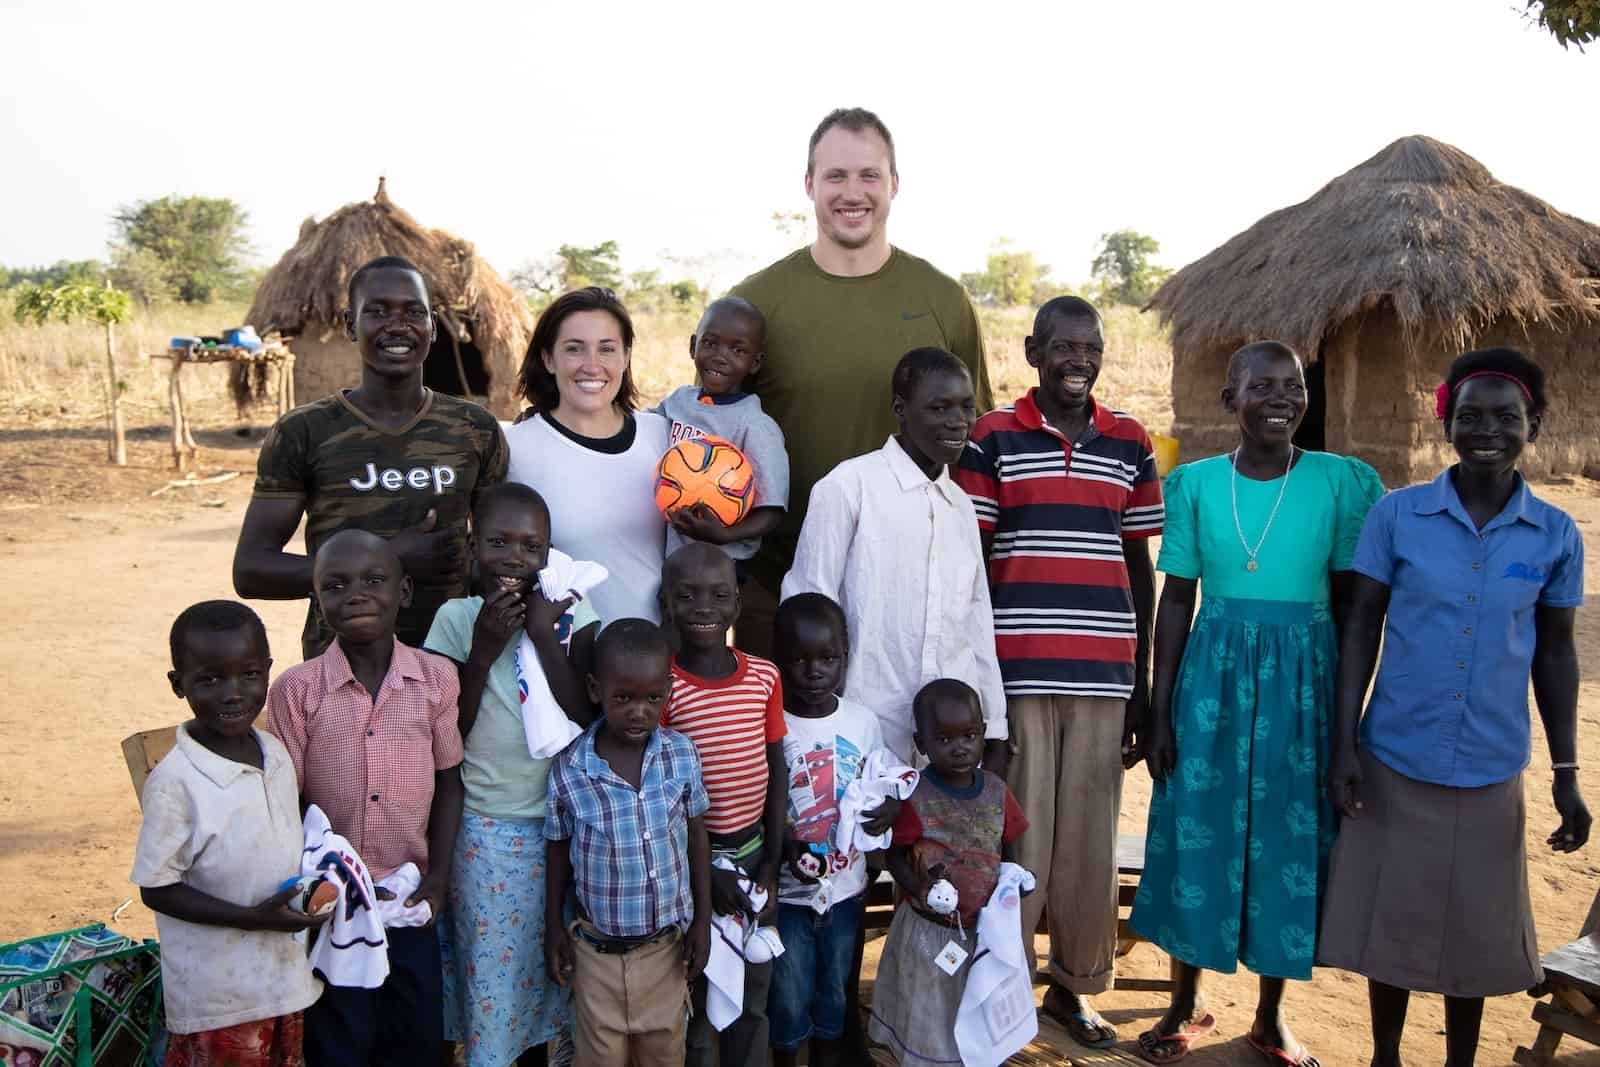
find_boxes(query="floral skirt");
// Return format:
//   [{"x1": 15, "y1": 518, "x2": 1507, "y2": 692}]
[
  {"x1": 440, "y1": 811, "x2": 572, "y2": 1066},
  {"x1": 164, "y1": 1012, "x2": 302, "y2": 1067},
  {"x1": 1130, "y1": 596, "x2": 1337, "y2": 980}
]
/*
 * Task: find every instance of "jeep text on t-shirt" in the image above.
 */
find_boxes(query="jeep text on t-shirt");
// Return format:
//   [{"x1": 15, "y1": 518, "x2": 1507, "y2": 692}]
[{"x1": 348, "y1": 463, "x2": 459, "y2": 494}]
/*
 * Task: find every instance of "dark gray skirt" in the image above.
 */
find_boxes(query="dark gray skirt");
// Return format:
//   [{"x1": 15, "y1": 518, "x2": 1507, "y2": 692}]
[{"x1": 1317, "y1": 749, "x2": 1541, "y2": 998}]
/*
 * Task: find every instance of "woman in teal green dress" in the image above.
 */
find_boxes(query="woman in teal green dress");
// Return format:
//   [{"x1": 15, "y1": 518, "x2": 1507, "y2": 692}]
[{"x1": 1130, "y1": 342, "x2": 1383, "y2": 1066}]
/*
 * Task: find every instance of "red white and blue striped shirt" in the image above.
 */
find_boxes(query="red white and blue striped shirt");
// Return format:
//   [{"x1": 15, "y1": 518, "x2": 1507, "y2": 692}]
[{"x1": 955, "y1": 391, "x2": 1164, "y2": 698}]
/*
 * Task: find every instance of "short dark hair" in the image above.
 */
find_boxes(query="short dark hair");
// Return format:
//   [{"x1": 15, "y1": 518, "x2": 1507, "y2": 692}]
[
  {"x1": 473, "y1": 481, "x2": 550, "y2": 529},
  {"x1": 1443, "y1": 347, "x2": 1547, "y2": 422},
  {"x1": 807, "y1": 107, "x2": 897, "y2": 178},
  {"x1": 911, "y1": 677, "x2": 981, "y2": 736},
  {"x1": 593, "y1": 618, "x2": 672, "y2": 677},
  {"x1": 1225, "y1": 340, "x2": 1302, "y2": 394},
  {"x1": 891, "y1": 346, "x2": 970, "y2": 401},
  {"x1": 170, "y1": 600, "x2": 268, "y2": 670},
  {"x1": 773, "y1": 592, "x2": 850, "y2": 655},
  {"x1": 1031, "y1": 295, "x2": 1103, "y2": 341},
  {"x1": 696, "y1": 296, "x2": 766, "y2": 347},
  {"x1": 347, "y1": 256, "x2": 428, "y2": 311},
  {"x1": 518, "y1": 288, "x2": 638, "y2": 413}
]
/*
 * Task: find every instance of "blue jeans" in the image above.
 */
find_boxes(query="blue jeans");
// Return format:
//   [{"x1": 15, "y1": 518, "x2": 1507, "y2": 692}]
[{"x1": 768, "y1": 895, "x2": 865, "y2": 1051}]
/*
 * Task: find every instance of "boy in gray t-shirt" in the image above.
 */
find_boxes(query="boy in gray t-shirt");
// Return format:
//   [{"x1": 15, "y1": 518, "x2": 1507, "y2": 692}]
[{"x1": 656, "y1": 297, "x2": 789, "y2": 567}]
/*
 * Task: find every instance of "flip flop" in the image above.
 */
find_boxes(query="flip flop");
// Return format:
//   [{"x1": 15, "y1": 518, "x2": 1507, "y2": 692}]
[
  {"x1": 1246, "y1": 1029, "x2": 1321, "y2": 1067},
  {"x1": 1040, "y1": 999, "x2": 1118, "y2": 1049},
  {"x1": 1137, "y1": 1013, "x2": 1216, "y2": 1064}
]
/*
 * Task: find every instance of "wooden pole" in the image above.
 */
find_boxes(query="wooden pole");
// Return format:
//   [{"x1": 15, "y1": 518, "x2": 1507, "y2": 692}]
[
  {"x1": 105, "y1": 308, "x2": 126, "y2": 466},
  {"x1": 168, "y1": 359, "x2": 186, "y2": 471},
  {"x1": 174, "y1": 369, "x2": 199, "y2": 451}
]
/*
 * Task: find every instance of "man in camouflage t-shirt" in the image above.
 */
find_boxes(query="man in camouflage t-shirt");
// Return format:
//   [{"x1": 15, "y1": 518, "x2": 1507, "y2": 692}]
[{"x1": 234, "y1": 256, "x2": 508, "y2": 658}]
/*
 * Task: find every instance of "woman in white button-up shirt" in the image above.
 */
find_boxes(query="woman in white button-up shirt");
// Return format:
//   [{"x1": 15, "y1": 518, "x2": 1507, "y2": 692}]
[{"x1": 781, "y1": 347, "x2": 1008, "y2": 770}]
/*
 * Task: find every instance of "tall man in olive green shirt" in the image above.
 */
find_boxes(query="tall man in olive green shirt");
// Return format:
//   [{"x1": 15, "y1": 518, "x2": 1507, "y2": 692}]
[{"x1": 731, "y1": 107, "x2": 993, "y2": 655}]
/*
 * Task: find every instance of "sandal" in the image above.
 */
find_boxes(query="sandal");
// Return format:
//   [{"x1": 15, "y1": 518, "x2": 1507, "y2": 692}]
[
  {"x1": 1137, "y1": 1014, "x2": 1216, "y2": 1064},
  {"x1": 1039, "y1": 990, "x2": 1118, "y2": 1050},
  {"x1": 1246, "y1": 1029, "x2": 1321, "y2": 1067}
]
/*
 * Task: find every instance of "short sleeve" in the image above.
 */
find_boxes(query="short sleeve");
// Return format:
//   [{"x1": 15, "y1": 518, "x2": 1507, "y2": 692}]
[
  {"x1": 763, "y1": 672, "x2": 787, "y2": 743},
  {"x1": 1332, "y1": 458, "x2": 1385, "y2": 572},
  {"x1": 1121, "y1": 426, "x2": 1165, "y2": 538},
  {"x1": 423, "y1": 598, "x2": 474, "y2": 665},
  {"x1": 946, "y1": 293, "x2": 992, "y2": 412},
  {"x1": 252, "y1": 414, "x2": 310, "y2": 499},
  {"x1": 1542, "y1": 513, "x2": 1586, "y2": 608},
  {"x1": 429, "y1": 661, "x2": 465, "y2": 771},
  {"x1": 890, "y1": 795, "x2": 925, "y2": 847},
  {"x1": 1350, "y1": 493, "x2": 1399, "y2": 587},
  {"x1": 569, "y1": 596, "x2": 601, "y2": 641},
  {"x1": 543, "y1": 770, "x2": 572, "y2": 841},
  {"x1": 953, "y1": 425, "x2": 1001, "y2": 534},
  {"x1": 266, "y1": 673, "x2": 308, "y2": 787},
  {"x1": 684, "y1": 741, "x2": 711, "y2": 819},
  {"x1": 1154, "y1": 465, "x2": 1200, "y2": 579},
  {"x1": 1000, "y1": 785, "x2": 1029, "y2": 845},
  {"x1": 747, "y1": 414, "x2": 790, "y2": 511},
  {"x1": 130, "y1": 768, "x2": 196, "y2": 888},
  {"x1": 479, "y1": 418, "x2": 510, "y2": 491}
]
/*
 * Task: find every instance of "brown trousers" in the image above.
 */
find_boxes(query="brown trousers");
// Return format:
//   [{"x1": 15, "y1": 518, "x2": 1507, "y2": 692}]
[
  {"x1": 570, "y1": 924, "x2": 689, "y2": 1067},
  {"x1": 1008, "y1": 694, "x2": 1126, "y2": 994}
]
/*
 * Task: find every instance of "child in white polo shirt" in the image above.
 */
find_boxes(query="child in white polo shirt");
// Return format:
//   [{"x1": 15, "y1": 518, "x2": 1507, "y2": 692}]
[{"x1": 132, "y1": 602, "x2": 325, "y2": 1064}]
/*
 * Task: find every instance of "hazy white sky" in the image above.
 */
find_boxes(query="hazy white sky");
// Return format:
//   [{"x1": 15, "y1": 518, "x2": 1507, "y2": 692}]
[{"x1": 3, "y1": 0, "x2": 1595, "y2": 290}]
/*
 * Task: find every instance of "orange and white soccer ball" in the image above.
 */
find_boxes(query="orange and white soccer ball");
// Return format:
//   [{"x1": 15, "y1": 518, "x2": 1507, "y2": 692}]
[{"x1": 655, "y1": 436, "x2": 756, "y2": 527}]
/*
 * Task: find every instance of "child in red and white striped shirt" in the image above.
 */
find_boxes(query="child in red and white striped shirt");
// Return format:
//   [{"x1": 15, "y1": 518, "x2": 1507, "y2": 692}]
[{"x1": 659, "y1": 542, "x2": 788, "y2": 1067}]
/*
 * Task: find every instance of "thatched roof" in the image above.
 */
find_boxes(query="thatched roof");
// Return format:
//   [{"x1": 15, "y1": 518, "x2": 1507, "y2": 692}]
[
  {"x1": 246, "y1": 178, "x2": 532, "y2": 359},
  {"x1": 1149, "y1": 135, "x2": 1600, "y2": 358}
]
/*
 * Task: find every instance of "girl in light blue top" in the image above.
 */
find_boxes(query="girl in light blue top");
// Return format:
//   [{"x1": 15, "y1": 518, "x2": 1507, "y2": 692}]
[{"x1": 1132, "y1": 341, "x2": 1382, "y2": 1066}]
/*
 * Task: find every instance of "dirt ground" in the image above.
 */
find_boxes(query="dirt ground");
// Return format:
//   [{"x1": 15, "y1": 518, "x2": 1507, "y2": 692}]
[{"x1": 5, "y1": 416, "x2": 1600, "y2": 1066}]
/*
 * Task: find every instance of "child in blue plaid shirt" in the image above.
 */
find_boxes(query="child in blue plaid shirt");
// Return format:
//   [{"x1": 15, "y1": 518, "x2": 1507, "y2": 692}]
[{"x1": 544, "y1": 618, "x2": 712, "y2": 1067}]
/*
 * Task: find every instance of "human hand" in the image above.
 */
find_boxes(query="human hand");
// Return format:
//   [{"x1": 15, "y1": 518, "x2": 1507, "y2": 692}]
[
  {"x1": 982, "y1": 739, "x2": 1010, "y2": 780},
  {"x1": 472, "y1": 585, "x2": 526, "y2": 650},
  {"x1": 670, "y1": 504, "x2": 734, "y2": 546},
  {"x1": 1551, "y1": 775, "x2": 1591, "y2": 852},
  {"x1": 389, "y1": 509, "x2": 461, "y2": 583},
  {"x1": 1327, "y1": 743, "x2": 1364, "y2": 819},
  {"x1": 755, "y1": 865, "x2": 778, "y2": 922},
  {"x1": 1122, "y1": 691, "x2": 1149, "y2": 769},
  {"x1": 862, "y1": 796, "x2": 902, "y2": 837},
  {"x1": 546, "y1": 924, "x2": 575, "y2": 986},
  {"x1": 684, "y1": 919, "x2": 711, "y2": 982},
  {"x1": 251, "y1": 885, "x2": 333, "y2": 933},
  {"x1": 406, "y1": 873, "x2": 447, "y2": 926},
  {"x1": 709, "y1": 866, "x2": 752, "y2": 917},
  {"x1": 1143, "y1": 717, "x2": 1175, "y2": 783},
  {"x1": 525, "y1": 588, "x2": 576, "y2": 641},
  {"x1": 784, "y1": 839, "x2": 822, "y2": 885}
]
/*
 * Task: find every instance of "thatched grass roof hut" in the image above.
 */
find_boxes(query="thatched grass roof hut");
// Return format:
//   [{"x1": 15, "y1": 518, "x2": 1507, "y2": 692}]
[
  {"x1": 1149, "y1": 135, "x2": 1600, "y2": 483},
  {"x1": 246, "y1": 179, "x2": 532, "y2": 417}
]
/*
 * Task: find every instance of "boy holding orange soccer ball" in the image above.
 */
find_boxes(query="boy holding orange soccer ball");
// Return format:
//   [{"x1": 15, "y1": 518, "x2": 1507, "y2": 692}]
[{"x1": 656, "y1": 297, "x2": 790, "y2": 569}]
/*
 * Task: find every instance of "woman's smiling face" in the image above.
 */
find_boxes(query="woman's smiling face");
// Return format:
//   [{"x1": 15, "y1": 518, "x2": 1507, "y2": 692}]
[
  {"x1": 1447, "y1": 375, "x2": 1537, "y2": 474},
  {"x1": 542, "y1": 309, "x2": 630, "y2": 416}
]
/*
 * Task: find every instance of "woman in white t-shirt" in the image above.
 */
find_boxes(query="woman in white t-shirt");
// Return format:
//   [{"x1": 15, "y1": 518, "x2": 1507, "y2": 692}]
[{"x1": 506, "y1": 288, "x2": 670, "y2": 623}]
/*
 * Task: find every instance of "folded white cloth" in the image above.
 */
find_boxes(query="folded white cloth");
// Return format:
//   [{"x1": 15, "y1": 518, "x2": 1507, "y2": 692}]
[
  {"x1": 836, "y1": 749, "x2": 919, "y2": 853},
  {"x1": 954, "y1": 862, "x2": 1037, "y2": 1067},
  {"x1": 517, "y1": 548, "x2": 609, "y2": 759},
  {"x1": 705, "y1": 856, "x2": 785, "y2": 1031},
  {"x1": 374, "y1": 863, "x2": 433, "y2": 928},
  {"x1": 301, "y1": 805, "x2": 389, "y2": 990}
]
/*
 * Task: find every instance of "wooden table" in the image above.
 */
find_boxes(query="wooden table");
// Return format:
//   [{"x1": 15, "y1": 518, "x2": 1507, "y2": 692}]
[{"x1": 146, "y1": 343, "x2": 294, "y2": 469}]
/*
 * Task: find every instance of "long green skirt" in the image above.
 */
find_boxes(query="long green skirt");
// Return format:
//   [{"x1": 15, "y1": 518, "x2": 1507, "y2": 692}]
[{"x1": 1130, "y1": 596, "x2": 1337, "y2": 980}]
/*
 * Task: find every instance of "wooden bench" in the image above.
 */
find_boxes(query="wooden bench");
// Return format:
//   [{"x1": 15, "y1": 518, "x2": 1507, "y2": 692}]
[{"x1": 1515, "y1": 887, "x2": 1600, "y2": 1065}]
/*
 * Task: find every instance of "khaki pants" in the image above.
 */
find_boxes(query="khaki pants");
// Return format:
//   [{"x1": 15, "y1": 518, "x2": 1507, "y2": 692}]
[
  {"x1": 571, "y1": 924, "x2": 689, "y2": 1067},
  {"x1": 1008, "y1": 694, "x2": 1125, "y2": 994}
]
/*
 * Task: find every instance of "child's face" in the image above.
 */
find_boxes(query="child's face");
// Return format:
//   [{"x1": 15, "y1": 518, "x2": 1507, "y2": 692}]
[
  {"x1": 1026, "y1": 311, "x2": 1103, "y2": 411},
  {"x1": 313, "y1": 537, "x2": 412, "y2": 645},
  {"x1": 1223, "y1": 351, "x2": 1305, "y2": 447},
  {"x1": 1447, "y1": 376, "x2": 1536, "y2": 474},
  {"x1": 474, "y1": 502, "x2": 550, "y2": 597},
  {"x1": 893, "y1": 368, "x2": 977, "y2": 471},
  {"x1": 689, "y1": 307, "x2": 764, "y2": 396},
  {"x1": 777, "y1": 615, "x2": 846, "y2": 716},
  {"x1": 913, "y1": 692, "x2": 984, "y2": 778},
  {"x1": 661, "y1": 553, "x2": 739, "y2": 654},
  {"x1": 344, "y1": 267, "x2": 435, "y2": 381},
  {"x1": 588, "y1": 651, "x2": 672, "y2": 748},
  {"x1": 168, "y1": 627, "x2": 272, "y2": 743}
]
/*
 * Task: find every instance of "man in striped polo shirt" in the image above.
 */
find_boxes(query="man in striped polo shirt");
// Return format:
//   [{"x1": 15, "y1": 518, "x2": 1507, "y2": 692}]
[{"x1": 955, "y1": 295, "x2": 1163, "y2": 1049}]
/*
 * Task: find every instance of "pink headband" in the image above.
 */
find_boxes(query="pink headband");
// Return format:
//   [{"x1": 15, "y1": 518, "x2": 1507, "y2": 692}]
[{"x1": 1433, "y1": 371, "x2": 1534, "y2": 420}]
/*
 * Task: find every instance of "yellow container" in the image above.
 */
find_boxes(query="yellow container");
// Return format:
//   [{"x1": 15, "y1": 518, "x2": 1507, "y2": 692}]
[{"x1": 1152, "y1": 433, "x2": 1180, "y2": 477}]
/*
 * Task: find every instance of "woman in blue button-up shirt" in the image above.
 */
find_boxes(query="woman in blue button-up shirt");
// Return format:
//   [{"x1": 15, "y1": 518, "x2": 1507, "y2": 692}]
[{"x1": 1321, "y1": 347, "x2": 1590, "y2": 1067}]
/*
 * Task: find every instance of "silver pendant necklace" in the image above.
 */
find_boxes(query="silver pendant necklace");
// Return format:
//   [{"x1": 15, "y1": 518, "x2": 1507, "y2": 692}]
[{"x1": 1230, "y1": 446, "x2": 1296, "y2": 572}]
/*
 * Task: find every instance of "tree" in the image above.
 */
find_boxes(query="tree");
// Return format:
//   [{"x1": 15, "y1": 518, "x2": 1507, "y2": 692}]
[
  {"x1": 13, "y1": 281, "x2": 134, "y2": 464},
  {"x1": 111, "y1": 195, "x2": 251, "y2": 303},
  {"x1": 960, "y1": 240, "x2": 1049, "y2": 307},
  {"x1": 0, "y1": 260, "x2": 105, "y2": 289},
  {"x1": 510, "y1": 241, "x2": 625, "y2": 302},
  {"x1": 1525, "y1": 0, "x2": 1599, "y2": 47},
  {"x1": 1090, "y1": 229, "x2": 1172, "y2": 307}
]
